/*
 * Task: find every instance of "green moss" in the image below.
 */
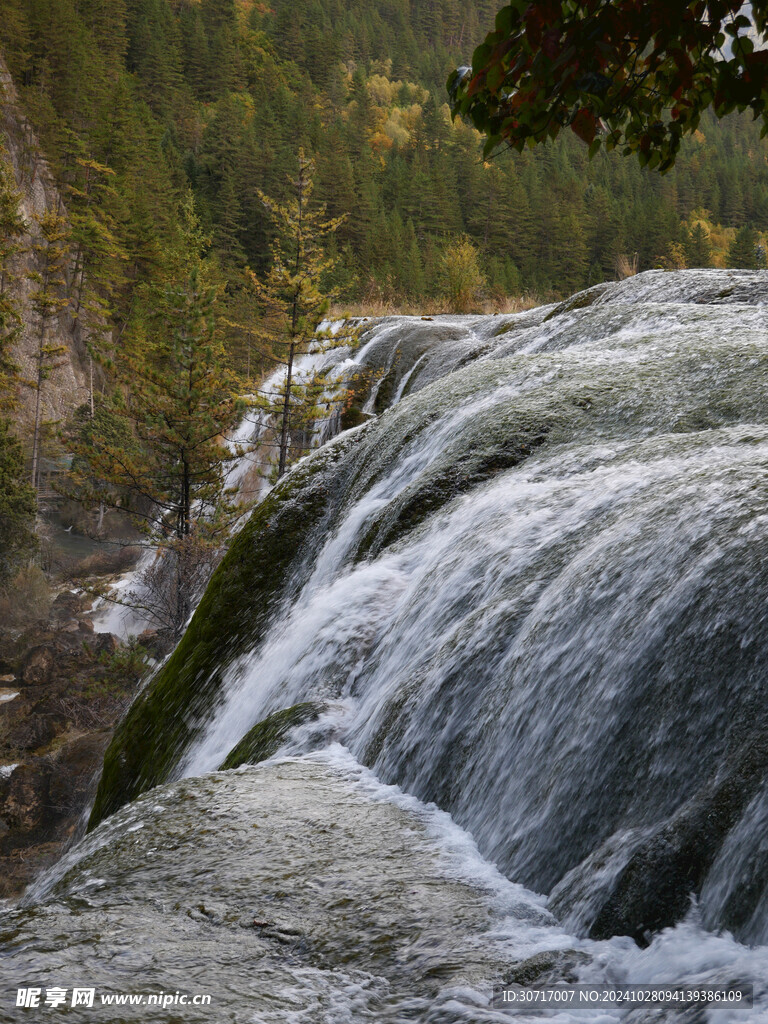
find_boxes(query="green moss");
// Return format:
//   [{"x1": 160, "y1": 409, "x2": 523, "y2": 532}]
[
  {"x1": 88, "y1": 428, "x2": 370, "y2": 830},
  {"x1": 493, "y1": 319, "x2": 521, "y2": 338},
  {"x1": 219, "y1": 702, "x2": 326, "y2": 770},
  {"x1": 340, "y1": 405, "x2": 370, "y2": 430},
  {"x1": 542, "y1": 282, "x2": 611, "y2": 322},
  {"x1": 373, "y1": 362, "x2": 400, "y2": 414}
]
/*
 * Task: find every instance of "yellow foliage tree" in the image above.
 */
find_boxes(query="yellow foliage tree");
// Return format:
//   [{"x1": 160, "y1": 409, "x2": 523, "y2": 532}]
[{"x1": 441, "y1": 235, "x2": 485, "y2": 313}]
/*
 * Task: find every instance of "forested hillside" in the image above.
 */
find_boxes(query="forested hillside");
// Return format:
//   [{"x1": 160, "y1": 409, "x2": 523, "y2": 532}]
[{"x1": 2, "y1": 0, "x2": 768, "y2": 326}]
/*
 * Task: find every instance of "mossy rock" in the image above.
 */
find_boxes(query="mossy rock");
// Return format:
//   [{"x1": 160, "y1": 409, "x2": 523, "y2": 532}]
[
  {"x1": 219, "y1": 702, "x2": 327, "y2": 770},
  {"x1": 373, "y1": 362, "x2": 400, "y2": 414},
  {"x1": 353, "y1": 418, "x2": 554, "y2": 562},
  {"x1": 340, "y1": 405, "x2": 373, "y2": 431},
  {"x1": 542, "y1": 282, "x2": 612, "y2": 322}
]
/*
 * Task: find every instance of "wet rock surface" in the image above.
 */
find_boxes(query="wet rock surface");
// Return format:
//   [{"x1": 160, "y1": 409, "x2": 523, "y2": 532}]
[
  {"x1": 503, "y1": 949, "x2": 591, "y2": 987},
  {"x1": 588, "y1": 733, "x2": 768, "y2": 945},
  {"x1": 1, "y1": 758, "x2": 553, "y2": 1023},
  {"x1": 219, "y1": 702, "x2": 328, "y2": 770}
]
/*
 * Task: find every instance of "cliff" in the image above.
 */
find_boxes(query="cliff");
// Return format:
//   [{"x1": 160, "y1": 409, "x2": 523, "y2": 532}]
[{"x1": 0, "y1": 52, "x2": 88, "y2": 437}]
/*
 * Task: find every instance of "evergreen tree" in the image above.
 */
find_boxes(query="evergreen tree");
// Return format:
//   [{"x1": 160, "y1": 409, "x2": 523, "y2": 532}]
[
  {"x1": 219, "y1": 267, "x2": 264, "y2": 383},
  {"x1": 250, "y1": 151, "x2": 346, "y2": 478},
  {"x1": 556, "y1": 208, "x2": 590, "y2": 293},
  {"x1": 685, "y1": 223, "x2": 713, "y2": 268},
  {"x1": 66, "y1": 156, "x2": 128, "y2": 414},
  {"x1": 28, "y1": 209, "x2": 70, "y2": 490},
  {"x1": 84, "y1": 262, "x2": 241, "y2": 541},
  {"x1": 0, "y1": 145, "x2": 36, "y2": 580},
  {"x1": 0, "y1": 143, "x2": 26, "y2": 409},
  {"x1": 0, "y1": 418, "x2": 37, "y2": 582},
  {"x1": 727, "y1": 225, "x2": 762, "y2": 269},
  {"x1": 68, "y1": 253, "x2": 245, "y2": 634}
]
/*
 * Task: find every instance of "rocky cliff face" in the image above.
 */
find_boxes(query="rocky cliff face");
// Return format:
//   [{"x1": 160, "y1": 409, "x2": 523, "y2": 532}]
[
  {"x1": 0, "y1": 591, "x2": 146, "y2": 899},
  {"x1": 0, "y1": 53, "x2": 88, "y2": 435}
]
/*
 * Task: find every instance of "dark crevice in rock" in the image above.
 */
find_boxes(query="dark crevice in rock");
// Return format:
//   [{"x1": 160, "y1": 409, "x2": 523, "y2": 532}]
[{"x1": 589, "y1": 732, "x2": 768, "y2": 945}]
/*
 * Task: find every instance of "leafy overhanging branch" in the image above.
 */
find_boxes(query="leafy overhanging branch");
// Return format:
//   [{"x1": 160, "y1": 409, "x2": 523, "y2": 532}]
[{"x1": 449, "y1": 0, "x2": 768, "y2": 171}]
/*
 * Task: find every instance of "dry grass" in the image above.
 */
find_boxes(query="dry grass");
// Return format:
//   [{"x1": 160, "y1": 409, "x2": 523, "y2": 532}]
[
  {"x1": 0, "y1": 566, "x2": 52, "y2": 629},
  {"x1": 329, "y1": 293, "x2": 542, "y2": 319},
  {"x1": 615, "y1": 252, "x2": 639, "y2": 279},
  {"x1": 63, "y1": 545, "x2": 143, "y2": 582}
]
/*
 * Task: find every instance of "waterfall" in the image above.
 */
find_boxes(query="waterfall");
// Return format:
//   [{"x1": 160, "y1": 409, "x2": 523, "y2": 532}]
[{"x1": 5, "y1": 270, "x2": 768, "y2": 1022}]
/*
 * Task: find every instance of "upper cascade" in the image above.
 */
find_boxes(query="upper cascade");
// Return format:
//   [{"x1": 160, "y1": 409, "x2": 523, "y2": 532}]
[{"x1": 90, "y1": 269, "x2": 768, "y2": 948}]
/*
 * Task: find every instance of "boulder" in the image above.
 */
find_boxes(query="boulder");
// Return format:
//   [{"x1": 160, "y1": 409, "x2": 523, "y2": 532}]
[
  {"x1": 13, "y1": 713, "x2": 65, "y2": 752},
  {"x1": 504, "y1": 949, "x2": 591, "y2": 987},
  {"x1": 87, "y1": 633, "x2": 120, "y2": 657},
  {"x1": 48, "y1": 591, "x2": 84, "y2": 623},
  {"x1": 589, "y1": 733, "x2": 768, "y2": 945},
  {"x1": 22, "y1": 645, "x2": 55, "y2": 685},
  {"x1": 3, "y1": 762, "x2": 51, "y2": 830}
]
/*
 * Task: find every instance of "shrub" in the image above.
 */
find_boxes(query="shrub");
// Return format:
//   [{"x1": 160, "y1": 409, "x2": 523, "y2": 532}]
[
  {"x1": 441, "y1": 236, "x2": 485, "y2": 313},
  {"x1": 0, "y1": 566, "x2": 51, "y2": 629}
]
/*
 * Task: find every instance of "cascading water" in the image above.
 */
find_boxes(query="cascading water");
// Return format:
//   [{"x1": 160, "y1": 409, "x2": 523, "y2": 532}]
[
  {"x1": 224, "y1": 317, "x2": 368, "y2": 500},
  {"x1": 4, "y1": 269, "x2": 768, "y2": 1022}
]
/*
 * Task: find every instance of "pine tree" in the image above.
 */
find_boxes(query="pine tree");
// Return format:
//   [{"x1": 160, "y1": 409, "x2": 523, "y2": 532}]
[
  {"x1": 215, "y1": 162, "x2": 246, "y2": 267},
  {"x1": 0, "y1": 144, "x2": 36, "y2": 580},
  {"x1": 556, "y1": 208, "x2": 590, "y2": 293},
  {"x1": 0, "y1": 418, "x2": 37, "y2": 582},
  {"x1": 0, "y1": 143, "x2": 26, "y2": 409},
  {"x1": 68, "y1": 247, "x2": 245, "y2": 634},
  {"x1": 179, "y1": 4, "x2": 210, "y2": 100},
  {"x1": 66, "y1": 156, "x2": 128, "y2": 414},
  {"x1": 89, "y1": 264, "x2": 241, "y2": 540},
  {"x1": 403, "y1": 218, "x2": 426, "y2": 297},
  {"x1": 727, "y1": 225, "x2": 761, "y2": 269},
  {"x1": 685, "y1": 223, "x2": 713, "y2": 268},
  {"x1": 28, "y1": 209, "x2": 70, "y2": 490},
  {"x1": 250, "y1": 150, "x2": 347, "y2": 478},
  {"x1": 218, "y1": 267, "x2": 264, "y2": 383}
]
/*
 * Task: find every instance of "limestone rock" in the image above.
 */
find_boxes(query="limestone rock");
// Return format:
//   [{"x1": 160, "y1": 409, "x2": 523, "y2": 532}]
[{"x1": 0, "y1": 55, "x2": 88, "y2": 432}]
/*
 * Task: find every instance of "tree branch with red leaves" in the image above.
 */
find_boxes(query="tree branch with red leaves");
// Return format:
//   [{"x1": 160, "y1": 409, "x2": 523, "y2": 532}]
[{"x1": 448, "y1": 0, "x2": 768, "y2": 171}]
